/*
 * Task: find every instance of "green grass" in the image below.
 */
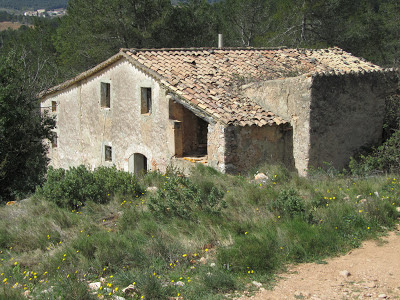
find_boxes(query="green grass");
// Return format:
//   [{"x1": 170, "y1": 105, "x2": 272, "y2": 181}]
[{"x1": 0, "y1": 164, "x2": 399, "y2": 299}]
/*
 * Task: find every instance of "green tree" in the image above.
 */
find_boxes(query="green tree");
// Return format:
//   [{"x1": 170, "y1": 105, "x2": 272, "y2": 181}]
[
  {"x1": 55, "y1": 0, "x2": 172, "y2": 73},
  {"x1": 0, "y1": 48, "x2": 56, "y2": 203},
  {"x1": 158, "y1": 0, "x2": 219, "y2": 48},
  {"x1": 218, "y1": 0, "x2": 275, "y2": 46}
]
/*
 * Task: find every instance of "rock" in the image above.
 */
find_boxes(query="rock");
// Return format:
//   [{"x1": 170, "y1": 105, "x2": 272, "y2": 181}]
[
  {"x1": 146, "y1": 186, "x2": 158, "y2": 193},
  {"x1": 396, "y1": 207, "x2": 400, "y2": 213},
  {"x1": 122, "y1": 284, "x2": 137, "y2": 293},
  {"x1": 294, "y1": 291, "x2": 302, "y2": 297},
  {"x1": 363, "y1": 293, "x2": 372, "y2": 297},
  {"x1": 294, "y1": 291, "x2": 311, "y2": 298},
  {"x1": 199, "y1": 257, "x2": 207, "y2": 265},
  {"x1": 378, "y1": 294, "x2": 387, "y2": 298},
  {"x1": 210, "y1": 263, "x2": 216, "y2": 267},
  {"x1": 374, "y1": 191, "x2": 379, "y2": 198},
  {"x1": 41, "y1": 287, "x2": 54, "y2": 294},
  {"x1": 175, "y1": 281, "x2": 185, "y2": 287},
  {"x1": 100, "y1": 277, "x2": 106, "y2": 284},
  {"x1": 365, "y1": 281, "x2": 376, "y2": 288},
  {"x1": 339, "y1": 270, "x2": 351, "y2": 277},
  {"x1": 255, "y1": 173, "x2": 268, "y2": 182},
  {"x1": 89, "y1": 282, "x2": 101, "y2": 291},
  {"x1": 252, "y1": 281, "x2": 262, "y2": 288},
  {"x1": 113, "y1": 296, "x2": 126, "y2": 300}
]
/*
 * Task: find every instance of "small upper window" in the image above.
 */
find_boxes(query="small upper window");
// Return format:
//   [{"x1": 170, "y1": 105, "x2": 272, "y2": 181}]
[
  {"x1": 51, "y1": 101, "x2": 57, "y2": 112},
  {"x1": 101, "y1": 82, "x2": 111, "y2": 108},
  {"x1": 141, "y1": 87, "x2": 152, "y2": 114},
  {"x1": 104, "y1": 145, "x2": 112, "y2": 162}
]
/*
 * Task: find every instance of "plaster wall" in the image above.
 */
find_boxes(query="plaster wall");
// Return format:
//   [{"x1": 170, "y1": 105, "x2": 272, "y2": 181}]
[
  {"x1": 41, "y1": 59, "x2": 177, "y2": 173},
  {"x1": 309, "y1": 72, "x2": 397, "y2": 169},
  {"x1": 244, "y1": 76, "x2": 313, "y2": 175}
]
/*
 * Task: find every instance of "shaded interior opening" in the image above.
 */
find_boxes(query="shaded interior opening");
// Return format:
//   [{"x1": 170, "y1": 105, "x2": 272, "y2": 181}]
[
  {"x1": 129, "y1": 153, "x2": 148, "y2": 175},
  {"x1": 169, "y1": 99, "x2": 208, "y2": 158}
]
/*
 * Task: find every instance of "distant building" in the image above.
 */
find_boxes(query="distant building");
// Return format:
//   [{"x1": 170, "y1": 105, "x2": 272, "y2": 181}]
[{"x1": 24, "y1": 8, "x2": 66, "y2": 18}]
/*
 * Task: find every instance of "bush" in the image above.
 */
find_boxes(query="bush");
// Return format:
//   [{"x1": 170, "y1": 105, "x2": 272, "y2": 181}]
[
  {"x1": 350, "y1": 129, "x2": 400, "y2": 175},
  {"x1": 36, "y1": 166, "x2": 144, "y2": 209},
  {"x1": 148, "y1": 174, "x2": 226, "y2": 220},
  {"x1": 271, "y1": 188, "x2": 306, "y2": 218}
]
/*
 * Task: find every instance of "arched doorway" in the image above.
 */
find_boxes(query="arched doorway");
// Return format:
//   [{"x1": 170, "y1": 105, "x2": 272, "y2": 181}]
[{"x1": 128, "y1": 153, "x2": 148, "y2": 175}]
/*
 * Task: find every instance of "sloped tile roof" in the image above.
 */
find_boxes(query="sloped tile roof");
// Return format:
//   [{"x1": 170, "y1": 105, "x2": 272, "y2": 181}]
[
  {"x1": 122, "y1": 47, "x2": 383, "y2": 126},
  {"x1": 41, "y1": 47, "x2": 386, "y2": 127}
]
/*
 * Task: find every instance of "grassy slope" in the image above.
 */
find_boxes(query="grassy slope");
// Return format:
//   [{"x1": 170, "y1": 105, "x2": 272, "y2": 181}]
[{"x1": 0, "y1": 164, "x2": 399, "y2": 299}]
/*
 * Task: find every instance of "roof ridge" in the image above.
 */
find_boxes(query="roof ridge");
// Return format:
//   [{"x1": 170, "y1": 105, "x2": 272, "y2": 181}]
[{"x1": 121, "y1": 47, "x2": 288, "y2": 52}]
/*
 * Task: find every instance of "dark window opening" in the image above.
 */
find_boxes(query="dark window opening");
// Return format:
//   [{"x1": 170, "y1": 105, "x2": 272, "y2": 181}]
[
  {"x1": 105, "y1": 145, "x2": 112, "y2": 162},
  {"x1": 101, "y1": 82, "x2": 111, "y2": 108},
  {"x1": 141, "y1": 87, "x2": 152, "y2": 114},
  {"x1": 51, "y1": 101, "x2": 57, "y2": 112}
]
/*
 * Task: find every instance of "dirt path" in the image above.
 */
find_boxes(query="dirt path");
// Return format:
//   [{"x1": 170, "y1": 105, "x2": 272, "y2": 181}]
[{"x1": 240, "y1": 226, "x2": 400, "y2": 300}]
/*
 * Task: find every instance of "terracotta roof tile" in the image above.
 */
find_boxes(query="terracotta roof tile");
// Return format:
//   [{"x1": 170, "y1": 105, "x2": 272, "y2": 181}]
[
  {"x1": 124, "y1": 47, "x2": 383, "y2": 126},
  {"x1": 41, "y1": 47, "x2": 387, "y2": 127}
]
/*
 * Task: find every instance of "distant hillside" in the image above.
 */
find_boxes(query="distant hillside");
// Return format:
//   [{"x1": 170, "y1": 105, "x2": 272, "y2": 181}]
[
  {"x1": 0, "y1": 0, "x2": 67, "y2": 10},
  {"x1": 0, "y1": 0, "x2": 221, "y2": 11}
]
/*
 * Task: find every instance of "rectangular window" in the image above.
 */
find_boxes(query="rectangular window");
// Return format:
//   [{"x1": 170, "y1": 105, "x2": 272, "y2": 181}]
[
  {"x1": 101, "y1": 82, "x2": 111, "y2": 108},
  {"x1": 104, "y1": 145, "x2": 112, "y2": 162},
  {"x1": 141, "y1": 87, "x2": 152, "y2": 114},
  {"x1": 51, "y1": 134, "x2": 57, "y2": 148},
  {"x1": 51, "y1": 101, "x2": 57, "y2": 112}
]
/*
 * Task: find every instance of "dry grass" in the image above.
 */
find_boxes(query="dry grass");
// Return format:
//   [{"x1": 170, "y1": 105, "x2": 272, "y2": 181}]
[{"x1": 0, "y1": 22, "x2": 22, "y2": 31}]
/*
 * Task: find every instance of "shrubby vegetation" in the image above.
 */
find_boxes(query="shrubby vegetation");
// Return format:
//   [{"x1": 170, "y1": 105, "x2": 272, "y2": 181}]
[
  {"x1": 148, "y1": 172, "x2": 226, "y2": 220},
  {"x1": 0, "y1": 164, "x2": 399, "y2": 299},
  {"x1": 36, "y1": 166, "x2": 144, "y2": 209}
]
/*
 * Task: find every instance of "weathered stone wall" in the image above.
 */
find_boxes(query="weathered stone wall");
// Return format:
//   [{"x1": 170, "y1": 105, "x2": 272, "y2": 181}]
[
  {"x1": 309, "y1": 72, "x2": 398, "y2": 169},
  {"x1": 243, "y1": 75, "x2": 313, "y2": 175},
  {"x1": 41, "y1": 59, "x2": 177, "y2": 173},
  {"x1": 223, "y1": 124, "x2": 293, "y2": 174},
  {"x1": 207, "y1": 123, "x2": 226, "y2": 172}
]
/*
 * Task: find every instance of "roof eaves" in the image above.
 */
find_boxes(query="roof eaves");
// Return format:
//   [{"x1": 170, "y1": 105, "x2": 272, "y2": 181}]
[{"x1": 121, "y1": 49, "x2": 219, "y2": 125}]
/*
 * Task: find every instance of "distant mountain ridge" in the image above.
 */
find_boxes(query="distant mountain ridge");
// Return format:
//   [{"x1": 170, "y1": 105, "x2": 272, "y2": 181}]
[{"x1": 0, "y1": 0, "x2": 221, "y2": 11}]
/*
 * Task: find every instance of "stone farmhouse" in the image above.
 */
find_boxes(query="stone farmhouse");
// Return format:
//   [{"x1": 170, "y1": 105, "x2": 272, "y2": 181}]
[{"x1": 40, "y1": 47, "x2": 398, "y2": 176}]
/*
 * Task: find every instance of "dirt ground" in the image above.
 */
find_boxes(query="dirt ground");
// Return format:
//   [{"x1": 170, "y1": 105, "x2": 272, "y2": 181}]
[{"x1": 240, "y1": 226, "x2": 400, "y2": 300}]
